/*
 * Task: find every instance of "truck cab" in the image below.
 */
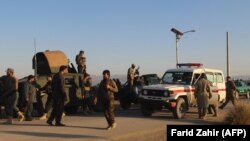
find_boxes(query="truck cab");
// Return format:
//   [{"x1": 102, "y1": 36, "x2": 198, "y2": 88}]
[
  {"x1": 118, "y1": 73, "x2": 161, "y2": 110},
  {"x1": 140, "y1": 63, "x2": 226, "y2": 119}
]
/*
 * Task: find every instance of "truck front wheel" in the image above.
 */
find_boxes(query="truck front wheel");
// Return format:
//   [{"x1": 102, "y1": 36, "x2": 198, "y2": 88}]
[
  {"x1": 173, "y1": 98, "x2": 188, "y2": 119},
  {"x1": 246, "y1": 91, "x2": 250, "y2": 99},
  {"x1": 235, "y1": 91, "x2": 239, "y2": 100},
  {"x1": 64, "y1": 106, "x2": 79, "y2": 114},
  {"x1": 141, "y1": 101, "x2": 154, "y2": 117},
  {"x1": 120, "y1": 98, "x2": 131, "y2": 110}
]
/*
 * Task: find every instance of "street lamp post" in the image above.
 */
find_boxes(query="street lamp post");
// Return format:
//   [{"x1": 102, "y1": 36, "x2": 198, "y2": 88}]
[{"x1": 171, "y1": 28, "x2": 195, "y2": 68}]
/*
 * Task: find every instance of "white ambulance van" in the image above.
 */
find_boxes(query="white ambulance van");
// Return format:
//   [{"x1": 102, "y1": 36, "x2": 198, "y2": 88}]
[{"x1": 140, "y1": 63, "x2": 226, "y2": 119}]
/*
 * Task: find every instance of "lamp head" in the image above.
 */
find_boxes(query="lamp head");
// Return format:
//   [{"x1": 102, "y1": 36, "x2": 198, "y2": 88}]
[{"x1": 171, "y1": 28, "x2": 183, "y2": 36}]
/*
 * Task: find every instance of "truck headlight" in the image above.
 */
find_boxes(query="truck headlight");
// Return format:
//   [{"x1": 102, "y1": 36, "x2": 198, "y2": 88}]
[
  {"x1": 164, "y1": 91, "x2": 169, "y2": 96},
  {"x1": 143, "y1": 90, "x2": 148, "y2": 95}
]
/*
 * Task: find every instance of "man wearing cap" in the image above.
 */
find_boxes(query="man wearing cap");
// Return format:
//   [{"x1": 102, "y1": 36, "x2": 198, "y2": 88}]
[{"x1": 219, "y1": 76, "x2": 237, "y2": 109}]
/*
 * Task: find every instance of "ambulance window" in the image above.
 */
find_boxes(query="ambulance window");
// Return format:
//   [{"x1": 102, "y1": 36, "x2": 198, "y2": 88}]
[
  {"x1": 192, "y1": 73, "x2": 200, "y2": 85},
  {"x1": 215, "y1": 73, "x2": 223, "y2": 83},
  {"x1": 206, "y1": 73, "x2": 215, "y2": 85},
  {"x1": 206, "y1": 73, "x2": 214, "y2": 82}
]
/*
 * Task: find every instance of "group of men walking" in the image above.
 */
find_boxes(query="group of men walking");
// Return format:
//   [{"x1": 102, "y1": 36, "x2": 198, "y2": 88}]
[
  {"x1": 0, "y1": 65, "x2": 68, "y2": 126},
  {"x1": 0, "y1": 69, "x2": 54, "y2": 124}
]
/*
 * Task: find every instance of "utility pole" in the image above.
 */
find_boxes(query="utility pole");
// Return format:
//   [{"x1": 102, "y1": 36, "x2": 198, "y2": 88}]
[
  {"x1": 34, "y1": 37, "x2": 37, "y2": 79},
  {"x1": 226, "y1": 32, "x2": 229, "y2": 77}
]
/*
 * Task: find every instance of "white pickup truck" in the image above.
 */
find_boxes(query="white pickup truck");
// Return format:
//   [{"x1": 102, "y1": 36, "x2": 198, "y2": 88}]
[{"x1": 139, "y1": 63, "x2": 226, "y2": 119}]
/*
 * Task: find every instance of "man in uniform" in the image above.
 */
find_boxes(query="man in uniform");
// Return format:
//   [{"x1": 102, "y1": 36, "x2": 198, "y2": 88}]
[
  {"x1": 75, "y1": 50, "x2": 86, "y2": 74},
  {"x1": 94, "y1": 70, "x2": 118, "y2": 130},
  {"x1": 47, "y1": 65, "x2": 68, "y2": 126},
  {"x1": 24, "y1": 75, "x2": 36, "y2": 121},
  {"x1": 194, "y1": 73, "x2": 212, "y2": 119},
  {"x1": 127, "y1": 64, "x2": 136, "y2": 92},
  {"x1": 219, "y1": 76, "x2": 237, "y2": 109},
  {"x1": 82, "y1": 74, "x2": 94, "y2": 115},
  {"x1": 9, "y1": 69, "x2": 25, "y2": 122}
]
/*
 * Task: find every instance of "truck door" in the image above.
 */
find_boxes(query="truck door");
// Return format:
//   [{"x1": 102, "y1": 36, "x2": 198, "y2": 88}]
[
  {"x1": 205, "y1": 72, "x2": 219, "y2": 106},
  {"x1": 215, "y1": 73, "x2": 226, "y2": 102}
]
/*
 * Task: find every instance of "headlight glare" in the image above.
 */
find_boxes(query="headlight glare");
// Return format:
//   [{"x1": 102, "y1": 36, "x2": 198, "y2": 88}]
[{"x1": 164, "y1": 91, "x2": 169, "y2": 96}]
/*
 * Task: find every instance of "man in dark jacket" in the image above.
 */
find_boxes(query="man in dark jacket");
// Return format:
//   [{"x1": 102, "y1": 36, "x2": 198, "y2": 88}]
[
  {"x1": 39, "y1": 74, "x2": 53, "y2": 119},
  {"x1": 219, "y1": 76, "x2": 237, "y2": 109},
  {"x1": 47, "y1": 65, "x2": 68, "y2": 126},
  {"x1": 94, "y1": 70, "x2": 118, "y2": 130},
  {"x1": 0, "y1": 68, "x2": 18, "y2": 124}
]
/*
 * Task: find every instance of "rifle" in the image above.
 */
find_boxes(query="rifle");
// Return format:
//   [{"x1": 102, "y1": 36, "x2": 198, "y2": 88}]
[{"x1": 135, "y1": 66, "x2": 140, "y2": 75}]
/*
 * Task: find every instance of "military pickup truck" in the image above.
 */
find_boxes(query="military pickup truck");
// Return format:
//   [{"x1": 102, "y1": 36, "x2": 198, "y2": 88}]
[
  {"x1": 29, "y1": 50, "x2": 85, "y2": 114},
  {"x1": 233, "y1": 80, "x2": 250, "y2": 99},
  {"x1": 118, "y1": 73, "x2": 161, "y2": 110}
]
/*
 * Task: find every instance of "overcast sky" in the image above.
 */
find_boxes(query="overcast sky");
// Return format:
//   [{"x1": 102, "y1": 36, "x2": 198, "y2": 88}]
[{"x1": 0, "y1": 0, "x2": 249, "y2": 78}]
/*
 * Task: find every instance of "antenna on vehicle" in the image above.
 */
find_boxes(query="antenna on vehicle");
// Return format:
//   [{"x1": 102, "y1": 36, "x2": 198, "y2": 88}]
[{"x1": 34, "y1": 37, "x2": 37, "y2": 79}]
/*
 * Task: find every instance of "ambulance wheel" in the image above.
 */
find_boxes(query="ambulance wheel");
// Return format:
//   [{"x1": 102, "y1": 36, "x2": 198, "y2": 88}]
[
  {"x1": 173, "y1": 98, "x2": 187, "y2": 119},
  {"x1": 141, "y1": 101, "x2": 154, "y2": 117},
  {"x1": 246, "y1": 91, "x2": 250, "y2": 99}
]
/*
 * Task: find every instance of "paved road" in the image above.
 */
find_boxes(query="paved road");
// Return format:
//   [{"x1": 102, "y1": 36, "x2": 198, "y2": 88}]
[{"x1": 0, "y1": 99, "x2": 249, "y2": 141}]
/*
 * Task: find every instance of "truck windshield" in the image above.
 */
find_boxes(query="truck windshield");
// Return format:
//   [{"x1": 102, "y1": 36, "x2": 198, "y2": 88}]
[
  {"x1": 234, "y1": 81, "x2": 242, "y2": 87},
  {"x1": 162, "y1": 71, "x2": 193, "y2": 85}
]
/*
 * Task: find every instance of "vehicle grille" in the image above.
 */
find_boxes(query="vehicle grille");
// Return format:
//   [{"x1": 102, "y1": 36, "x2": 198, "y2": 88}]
[{"x1": 146, "y1": 90, "x2": 166, "y2": 97}]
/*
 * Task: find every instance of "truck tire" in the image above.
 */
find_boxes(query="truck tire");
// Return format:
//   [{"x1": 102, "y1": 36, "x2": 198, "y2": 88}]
[
  {"x1": 120, "y1": 98, "x2": 131, "y2": 110},
  {"x1": 246, "y1": 91, "x2": 250, "y2": 99},
  {"x1": 173, "y1": 98, "x2": 187, "y2": 119},
  {"x1": 141, "y1": 101, "x2": 154, "y2": 117},
  {"x1": 235, "y1": 91, "x2": 239, "y2": 100}
]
